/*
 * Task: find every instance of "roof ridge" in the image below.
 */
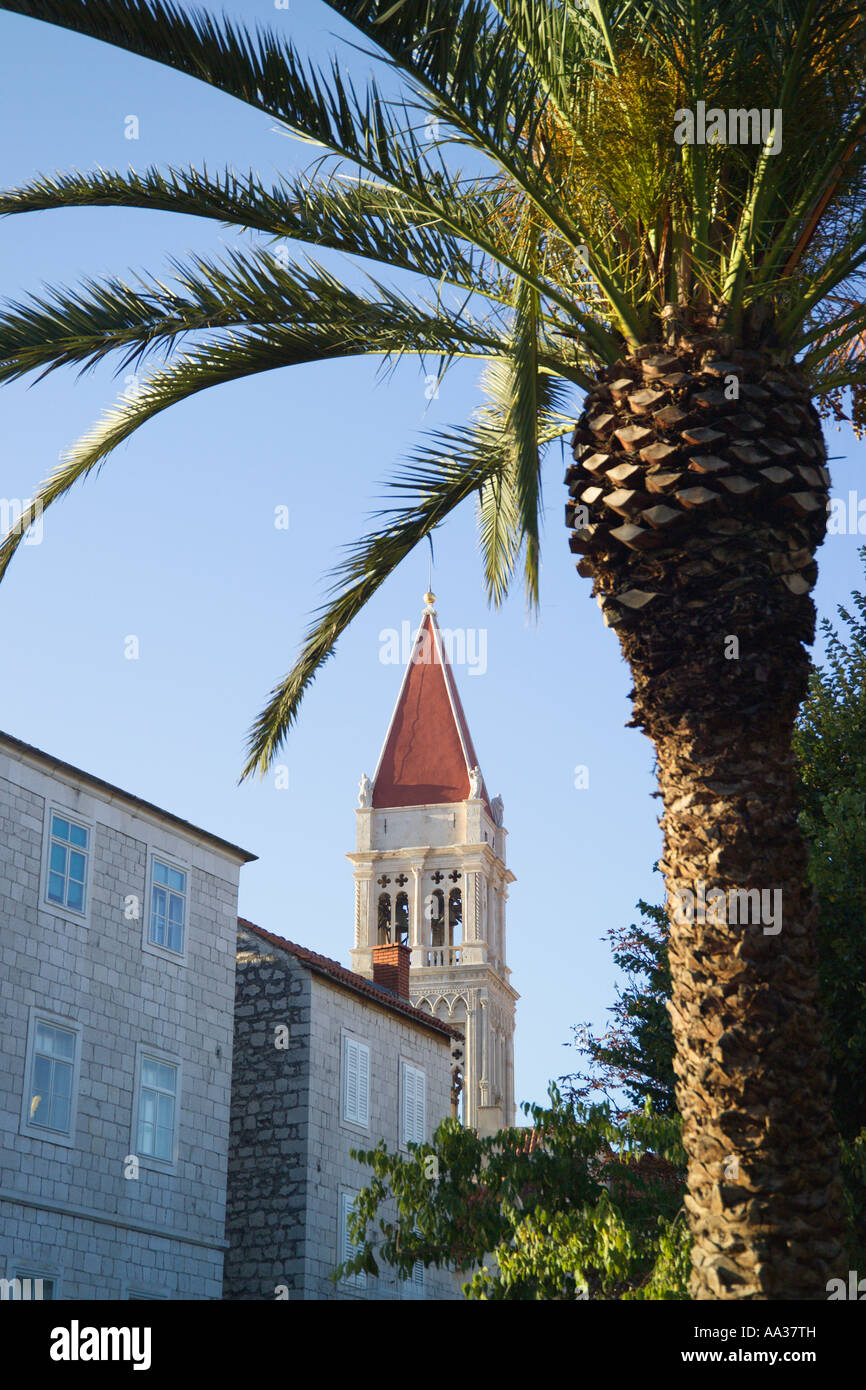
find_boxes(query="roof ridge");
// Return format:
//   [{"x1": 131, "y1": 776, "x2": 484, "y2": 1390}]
[
  {"x1": 0, "y1": 729, "x2": 256, "y2": 863},
  {"x1": 237, "y1": 917, "x2": 462, "y2": 1040}
]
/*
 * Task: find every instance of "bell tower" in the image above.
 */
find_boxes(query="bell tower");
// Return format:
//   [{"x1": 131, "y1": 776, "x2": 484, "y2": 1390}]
[{"x1": 349, "y1": 592, "x2": 517, "y2": 1131}]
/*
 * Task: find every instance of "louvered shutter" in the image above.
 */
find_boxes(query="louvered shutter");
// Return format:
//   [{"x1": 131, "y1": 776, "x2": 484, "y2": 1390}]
[
  {"x1": 344, "y1": 1038, "x2": 369, "y2": 1126},
  {"x1": 401, "y1": 1063, "x2": 414, "y2": 1144},
  {"x1": 402, "y1": 1064, "x2": 426, "y2": 1145},
  {"x1": 356, "y1": 1042, "x2": 370, "y2": 1127},
  {"x1": 400, "y1": 1061, "x2": 411, "y2": 1139},
  {"x1": 340, "y1": 1190, "x2": 353, "y2": 1263},
  {"x1": 344, "y1": 1038, "x2": 358, "y2": 1123},
  {"x1": 413, "y1": 1068, "x2": 426, "y2": 1144},
  {"x1": 340, "y1": 1191, "x2": 367, "y2": 1290}
]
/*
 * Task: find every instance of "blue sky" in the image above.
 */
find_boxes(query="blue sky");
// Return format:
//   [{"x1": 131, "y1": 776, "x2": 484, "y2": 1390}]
[{"x1": 1, "y1": 3, "x2": 864, "y2": 1116}]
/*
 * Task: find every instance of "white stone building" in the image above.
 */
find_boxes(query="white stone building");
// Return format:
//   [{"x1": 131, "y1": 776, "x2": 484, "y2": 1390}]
[
  {"x1": 0, "y1": 731, "x2": 254, "y2": 1300},
  {"x1": 225, "y1": 920, "x2": 461, "y2": 1300},
  {"x1": 350, "y1": 594, "x2": 518, "y2": 1132}
]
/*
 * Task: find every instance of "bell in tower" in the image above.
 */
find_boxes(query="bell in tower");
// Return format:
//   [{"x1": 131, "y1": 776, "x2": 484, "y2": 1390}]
[{"x1": 348, "y1": 592, "x2": 517, "y2": 1132}]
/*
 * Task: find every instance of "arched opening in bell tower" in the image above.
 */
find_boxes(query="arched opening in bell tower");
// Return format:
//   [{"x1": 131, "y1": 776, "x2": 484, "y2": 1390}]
[
  {"x1": 377, "y1": 892, "x2": 392, "y2": 944},
  {"x1": 428, "y1": 889, "x2": 445, "y2": 947},
  {"x1": 394, "y1": 891, "x2": 409, "y2": 946},
  {"x1": 448, "y1": 887, "x2": 462, "y2": 947}
]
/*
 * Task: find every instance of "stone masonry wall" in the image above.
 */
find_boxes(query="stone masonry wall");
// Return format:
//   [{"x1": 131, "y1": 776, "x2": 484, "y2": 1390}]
[
  {"x1": 223, "y1": 926, "x2": 311, "y2": 1299},
  {"x1": 304, "y1": 974, "x2": 459, "y2": 1301},
  {"x1": 0, "y1": 747, "x2": 242, "y2": 1299},
  {"x1": 225, "y1": 926, "x2": 461, "y2": 1301}
]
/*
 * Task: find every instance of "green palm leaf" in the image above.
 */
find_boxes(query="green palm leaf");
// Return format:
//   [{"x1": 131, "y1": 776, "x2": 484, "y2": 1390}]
[
  {"x1": 242, "y1": 424, "x2": 510, "y2": 778},
  {"x1": 2, "y1": 0, "x2": 866, "y2": 755}
]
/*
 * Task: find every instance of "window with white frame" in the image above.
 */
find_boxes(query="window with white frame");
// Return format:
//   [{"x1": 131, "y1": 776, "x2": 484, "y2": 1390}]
[
  {"x1": 136, "y1": 1055, "x2": 178, "y2": 1162},
  {"x1": 401, "y1": 1062, "x2": 426, "y2": 1147},
  {"x1": 342, "y1": 1036, "x2": 370, "y2": 1128},
  {"x1": 148, "y1": 860, "x2": 187, "y2": 955},
  {"x1": 339, "y1": 1191, "x2": 367, "y2": 1290},
  {"x1": 27, "y1": 1020, "x2": 77, "y2": 1136},
  {"x1": 10, "y1": 1271, "x2": 55, "y2": 1301},
  {"x1": 45, "y1": 812, "x2": 90, "y2": 914}
]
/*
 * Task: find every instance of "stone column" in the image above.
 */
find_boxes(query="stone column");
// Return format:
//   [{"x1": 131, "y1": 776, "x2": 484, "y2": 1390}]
[
  {"x1": 478, "y1": 997, "x2": 490, "y2": 1107},
  {"x1": 364, "y1": 875, "x2": 375, "y2": 947},
  {"x1": 410, "y1": 863, "x2": 424, "y2": 970},
  {"x1": 410, "y1": 864, "x2": 423, "y2": 945},
  {"x1": 465, "y1": 870, "x2": 476, "y2": 943},
  {"x1": 465, "y1": 1002, "x2": 477, "y2": 1130},
  {"x1": 500, "y1": 880, "x2": 509, "y2": 958},
  {"x1": 480, "y1": 875, "x2": 488, "y2": 944}
]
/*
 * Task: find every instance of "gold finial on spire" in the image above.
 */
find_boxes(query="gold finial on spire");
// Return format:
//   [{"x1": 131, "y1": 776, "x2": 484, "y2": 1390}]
[{"x1": 424, "y1": 589, "x2": 437, "y2": 613}]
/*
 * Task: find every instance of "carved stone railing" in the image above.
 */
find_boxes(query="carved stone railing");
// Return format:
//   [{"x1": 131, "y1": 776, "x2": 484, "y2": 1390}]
[{"x1": 425, "y1": 946, "x2": 461, "y2": 967}]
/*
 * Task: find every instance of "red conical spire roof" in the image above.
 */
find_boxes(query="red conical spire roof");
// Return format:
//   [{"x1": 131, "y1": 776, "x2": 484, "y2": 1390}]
[{"x1": 372, "y1": 598, "x2": 489, "y2": 811}]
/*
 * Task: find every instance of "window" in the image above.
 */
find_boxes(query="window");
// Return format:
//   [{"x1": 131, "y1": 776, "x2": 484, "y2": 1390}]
[
  {"x1": 400, "y1": 1220, "x2": 424, "y2": 1296},
  {"x1": 45, "y1": 812, "x2": 89, "y2": 914},
  {"x1": 149, "y1": 860, "x2": 187, "y2": 955},
  {"x1": 20, "y1": 1010, "x2": 81, "y2": 1148},
  {"x1": 339, "y1": 1191, "x2": 367, "y2": 1290},
  {"x1": 27, "y1": 1021, "x2": 76, "y2": 1136},
  {"x1": 401, "y1": 1062, "x2": 426, "y2": 1147},
  {"x1": 448, "y1": 888, "x2": 463, "y2": 946},
  {"x1": 428, "y1": 889, "x2": 445, "y2": 947},
  {"x1": 377, "y1": 892, "x2": 391, "y2": 944},
  {"x1": 136, "y1": 1054, "x2": 178, "y2": 1163},
  {"x1": 342, "y1": 1036, "x2": 370, "y2": 1128},
  {"x1": 394, "y1": 892, "x2": 409, "y2": 946},
  {"x1": 6, "y1": 1272, "x2": 55, "y2": 1301}
]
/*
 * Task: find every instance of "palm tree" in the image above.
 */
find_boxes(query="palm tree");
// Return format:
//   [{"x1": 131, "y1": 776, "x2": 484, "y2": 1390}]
[{"x1": 0, "y1": 0, "x2": 863, "y2": 1299}]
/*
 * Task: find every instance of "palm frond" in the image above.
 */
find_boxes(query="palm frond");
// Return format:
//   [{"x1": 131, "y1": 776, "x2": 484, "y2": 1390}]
[
  {"x1": 0, "y1": 295, "x2": 509, "y2": 583},
  {"x1": 0, "y1": 164, "x2": 468, "y2": 287},
  {"x1": 474, "y1": 356, "x2": 574, "y2": 605},
  {"x1": 0, "y1": 244, "x2": 507, "y2": 385},
  {"x1": 242, "y1": 424, "x2": 510, "y2": 778}
]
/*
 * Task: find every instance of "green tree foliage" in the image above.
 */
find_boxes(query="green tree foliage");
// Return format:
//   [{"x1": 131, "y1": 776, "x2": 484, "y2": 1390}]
[
  {"x1": 794, "y1": 543, "x2": 866, "y2": 1261},
  {"x1": 338, "y1": 1088, "x2": 689, "y2": 1299},
  {"x1": 793, "y1": 545, "x2": 866, "y2": 1144},
  {"x1": 564, "y1": 897, "x2": 676, "y2": 1117}
]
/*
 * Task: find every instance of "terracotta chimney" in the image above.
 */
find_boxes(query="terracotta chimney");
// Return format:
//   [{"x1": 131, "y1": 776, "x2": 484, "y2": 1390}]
[{"x1": 372, "y1": 942, "x2": 411, "y2": 1000}]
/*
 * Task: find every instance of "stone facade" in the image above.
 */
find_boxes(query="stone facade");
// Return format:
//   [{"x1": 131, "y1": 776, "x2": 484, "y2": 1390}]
[
  {"x1": 350, "y1": 797, "x2": 517, "y2": 1131},
  {"x1": 225, "y1": 922, "x2": 460, "y2": 1300},
  {"x1": 0, "y1": 732, "x2": 253, "y2": 1300}
]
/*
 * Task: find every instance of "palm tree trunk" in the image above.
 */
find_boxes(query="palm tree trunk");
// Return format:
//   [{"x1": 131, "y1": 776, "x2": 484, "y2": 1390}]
[{"x1": 568, "y1": 338, "x2": 846, "y2": 1297}]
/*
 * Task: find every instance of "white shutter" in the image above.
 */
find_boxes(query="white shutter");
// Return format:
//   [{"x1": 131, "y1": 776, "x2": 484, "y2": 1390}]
[
  {"x1": 401, "y1": 1063, "x2": 414, "y2": 1144},
  {"x1": 402, "y1": 1063, "x2": 426, "y2": 1145},
  {"x1": 343, "y1": 1038, "x2": 358, "y2": 1123},
  {"x1": 414, "y1": 1068, "x2": 426, "y2": 1144},
  {"x1": 356, "y1": 1042, "x2": 370, "y2": 1127},
  {"x1": 412, "y1": 1258, "x2": 424, "y2": 1289},
  {"x1": 343, "y1": 1038, "x2": 370, "y2": 1126},
  {"x1": 340, "y1": 1191, "x2": 366, "y2": 1290}
]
